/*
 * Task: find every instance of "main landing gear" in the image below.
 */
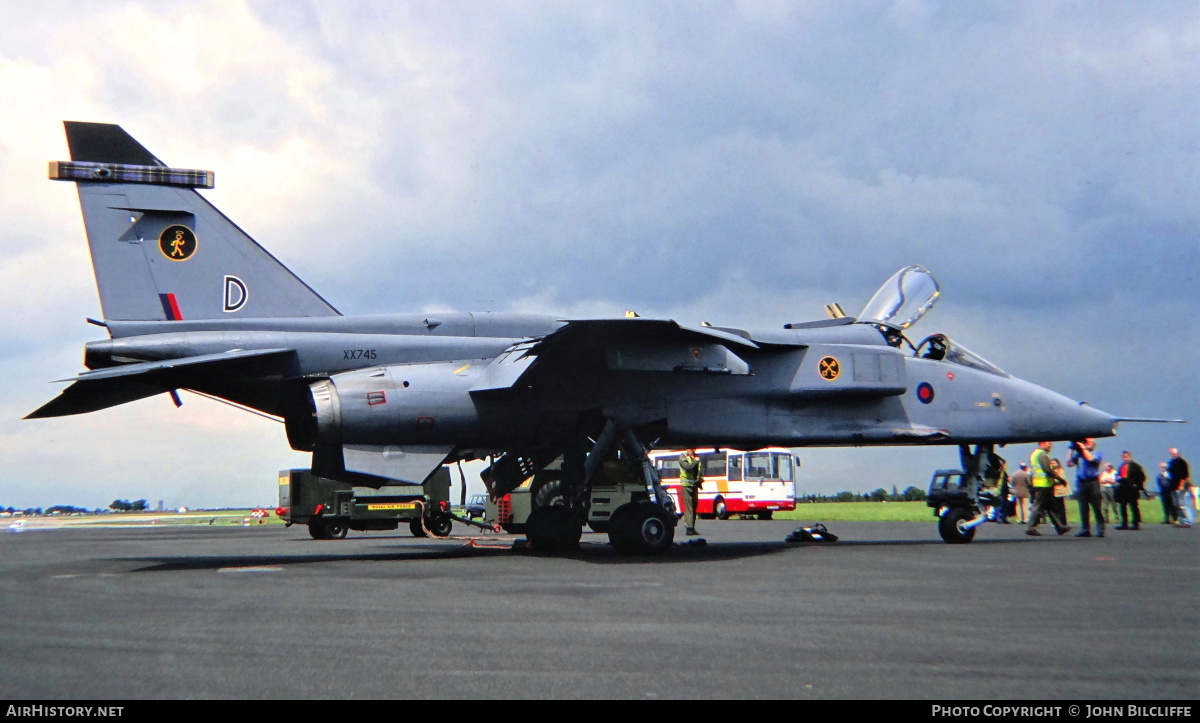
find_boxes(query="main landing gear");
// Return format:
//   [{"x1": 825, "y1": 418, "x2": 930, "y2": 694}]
[{"x1": 491, "y1": 420, "x2": 679, "y2": 555}]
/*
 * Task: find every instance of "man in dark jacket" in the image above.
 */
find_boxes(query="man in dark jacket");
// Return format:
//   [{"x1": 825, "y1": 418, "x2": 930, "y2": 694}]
[
  {"x1": 1155, "y1": 462, "x2": 1178, "y2": 524},
  {"x1": 1115, "y1": 451, "x2": 1147, "y2": 530},
  {"x1": 1167, "y1": 448, "x2": 1192, "y2": 527}
]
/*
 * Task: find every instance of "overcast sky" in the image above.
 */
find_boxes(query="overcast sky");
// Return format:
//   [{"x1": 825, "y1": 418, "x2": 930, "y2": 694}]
[{"x1": 0, "y1": 0, "x2": 1196, "y2": 510}]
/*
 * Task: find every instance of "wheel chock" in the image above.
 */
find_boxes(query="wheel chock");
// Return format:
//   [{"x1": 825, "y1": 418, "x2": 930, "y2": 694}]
[{"x1": 785, "y1": 523, "x2": 838, "y2": 543}]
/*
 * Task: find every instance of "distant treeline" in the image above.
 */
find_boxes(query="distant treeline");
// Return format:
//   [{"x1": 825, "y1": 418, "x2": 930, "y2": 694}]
[
  {"x1": 3, "y1": 499, "x2": 152, "y2": 516},
  {"x1": 801, "y1": 486, "x2": 927, "y2": 503}
]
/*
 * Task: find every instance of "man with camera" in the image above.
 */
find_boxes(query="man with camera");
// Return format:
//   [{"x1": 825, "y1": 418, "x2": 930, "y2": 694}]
[{"x1": 1067, "y1": 438, "x2": 1105, "y2": 538}]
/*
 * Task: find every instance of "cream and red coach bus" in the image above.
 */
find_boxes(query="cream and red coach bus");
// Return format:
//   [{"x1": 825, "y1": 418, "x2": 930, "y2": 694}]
[{"x1": 651, "y1": 448, "x2": 798, "y2": 520}]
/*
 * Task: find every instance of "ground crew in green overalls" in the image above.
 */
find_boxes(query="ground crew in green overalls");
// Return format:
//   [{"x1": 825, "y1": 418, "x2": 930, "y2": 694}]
[
  {"x1": 679, "y1": 450, "x2": 703, "y2": 536},
  {"x1": 1026, "y1": 441, "x2": 1070, "y2": 536}
]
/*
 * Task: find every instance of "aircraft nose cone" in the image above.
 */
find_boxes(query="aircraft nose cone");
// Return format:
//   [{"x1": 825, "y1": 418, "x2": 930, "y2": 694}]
[{"x1": 1066, "y1": 402, "x2": 1118, "y2": 440}]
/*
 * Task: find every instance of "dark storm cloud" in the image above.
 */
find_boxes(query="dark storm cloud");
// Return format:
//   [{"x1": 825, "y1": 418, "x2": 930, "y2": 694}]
[{"x1": 240, "y1": 1, "x2": 1197, "y2": 318}]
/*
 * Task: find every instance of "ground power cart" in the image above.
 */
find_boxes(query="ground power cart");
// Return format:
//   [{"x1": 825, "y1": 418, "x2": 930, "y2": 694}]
[{"x1": 277, "y1": 468, "x2": 455, "y2": 540}]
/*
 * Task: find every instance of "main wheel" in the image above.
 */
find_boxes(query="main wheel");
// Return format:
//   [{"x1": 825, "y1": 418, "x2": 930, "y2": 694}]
[
  {"x1": 609, "y1": 502, "x2": 675, "y2": 555},
  {"x1": 714, "y1": 497, "x2": 730, "y2": 520},
  {"x1": 530, "y1": 472, "x2": 566, "y2": 508},
  {"x1": 527, "y1": 506, "x2": 582, "y2": 551},
  {"x1": 938, "y1": 507, "x2": 977, "y2": 544}
]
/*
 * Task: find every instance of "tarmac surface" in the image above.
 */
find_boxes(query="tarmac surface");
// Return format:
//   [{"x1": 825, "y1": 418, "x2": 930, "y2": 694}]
[{"x1": 0, "y1": 517, "x2": 1195, "y2": 700}]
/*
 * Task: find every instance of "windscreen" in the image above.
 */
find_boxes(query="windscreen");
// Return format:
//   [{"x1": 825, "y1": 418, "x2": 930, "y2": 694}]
[
  {"x1": 915, "y1": 334, "x2": 1010, "y2": 377},
  {"x1": 858, "y1": 265, "x2": 940, "y2": 330},
  {"x1": 773, "y1": 454, "x2": 794, "y2": 482}
]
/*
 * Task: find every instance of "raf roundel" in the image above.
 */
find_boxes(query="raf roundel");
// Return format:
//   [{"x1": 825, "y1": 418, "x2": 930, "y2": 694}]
[
  {"x1": 159, "y1": 224, "x2": 198, "y2": 261},
  {"x1": 917, "y1": 382, "x2": 935, "y2": 404}
]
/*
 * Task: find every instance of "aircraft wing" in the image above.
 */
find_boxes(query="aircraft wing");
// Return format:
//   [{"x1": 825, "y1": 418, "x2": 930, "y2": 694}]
[
  {"x1": 470, "y1": 318, "x2": 759, "y2": 393},
  {"x1": 26, "y1": 348, "x2": 296, "y2": 418}
]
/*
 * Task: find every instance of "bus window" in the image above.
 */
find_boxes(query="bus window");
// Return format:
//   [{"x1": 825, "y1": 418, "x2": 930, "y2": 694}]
[
  {"x1": 702, "y1": 452, "x2": 727, "y2": 477},
  {"x1": 773, "y1": 453, "x2": 794, "y2": 482},
  {"x1": 658, "y1": 456, "x2": 681, "y2": 480},
  {"x1": 728, "y1": 454, "x2": 743, "y2": 481},
  {"x1": 747, "y1": 452, "x2": 771, "y2": 479}
]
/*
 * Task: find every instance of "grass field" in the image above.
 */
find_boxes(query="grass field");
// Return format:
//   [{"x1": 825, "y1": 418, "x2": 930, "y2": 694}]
[
  {"x1": 11, "y1": 510, "x2": 288, "y2": 528},
  {"x1": 775, "y1": 499, "x2": 1178, "y2": 524}
]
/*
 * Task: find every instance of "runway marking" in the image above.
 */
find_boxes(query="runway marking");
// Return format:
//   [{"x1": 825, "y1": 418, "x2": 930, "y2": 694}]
[
  {"x1": 217, "y1": 566, "x2": 284, "y2": 573},
  {"x1": 1095, "y1": 557, "x2": 1116, "y2": 561}
]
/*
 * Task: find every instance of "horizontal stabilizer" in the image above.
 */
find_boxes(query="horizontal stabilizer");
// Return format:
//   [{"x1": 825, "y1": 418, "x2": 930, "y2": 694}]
[
  {"x1": 26, "y1": 348, "x2": 295, "y2": 419},
  {"x1": 57, "y1": 348, "x2": 294, "y2": 383},
  {"x1": 25, "y1": 380, "x2": 168, "y2": 419}
]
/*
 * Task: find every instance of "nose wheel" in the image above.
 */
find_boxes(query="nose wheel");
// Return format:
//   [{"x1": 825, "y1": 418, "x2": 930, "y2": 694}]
[{"x1": 938, "y1": 507, "x2": 977, "y2": 544}]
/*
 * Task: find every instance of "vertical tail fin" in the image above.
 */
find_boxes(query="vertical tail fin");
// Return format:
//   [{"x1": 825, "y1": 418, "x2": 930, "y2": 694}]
[{"x1": 56, "y1": 121, "x2": 340, "y2": 322}]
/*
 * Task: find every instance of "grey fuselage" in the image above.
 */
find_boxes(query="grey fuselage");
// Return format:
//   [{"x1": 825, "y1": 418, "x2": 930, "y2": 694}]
[{"x1": 86, "y1": 311, "x2": 1119, "y2": 455}]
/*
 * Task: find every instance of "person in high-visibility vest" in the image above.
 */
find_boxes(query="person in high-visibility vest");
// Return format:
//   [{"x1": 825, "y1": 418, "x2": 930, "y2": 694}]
[
  {"x1": 678, "y1": 450, "x2": 704, "y2": 537},
  {"x1": 1026, "y1": 441, "x2": 1071, "y2": 536}
]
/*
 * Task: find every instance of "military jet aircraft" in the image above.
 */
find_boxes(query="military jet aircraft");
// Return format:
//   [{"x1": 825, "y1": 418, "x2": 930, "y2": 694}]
[{"x1": 28, "y1": 122, "x2": 1170, "y2": 553}]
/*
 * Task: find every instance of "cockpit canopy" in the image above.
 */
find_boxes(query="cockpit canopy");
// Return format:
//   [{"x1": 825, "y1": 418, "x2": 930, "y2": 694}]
[
  {"x1": 914, "y1": 333, "x2": 1010, "y2": 378},
  {"x1": 857, "y1": 265, "x2": 940, "y2": 331}
]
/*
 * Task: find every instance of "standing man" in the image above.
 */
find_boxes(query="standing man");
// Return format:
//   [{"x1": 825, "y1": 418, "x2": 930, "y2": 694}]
[
  {"x1": 1068, "y1": 439, "x2": 1104, "y2": 538},
  {"x1": 1166, "y1": 448, "x2": 1191, "y2": 528},
  {"x1": 1099, "y1": 464, "x2": 1119, "y2": 525},
  {"x1": 1155, "y1": 462, "x2": 1178, "y2": 525},
  {"x1": 1115, "y1": 451, "x2": 1146, "y2": 530},
  {"x1": 1011, "y1": 463, "x2": 1032, "y2": 524},
  {"x1": 678, "y1": 449, "x2": 704, "y2": 537},
  {"x1": 1027, "y1": 442, "x2": 1070, "y2": 537}
]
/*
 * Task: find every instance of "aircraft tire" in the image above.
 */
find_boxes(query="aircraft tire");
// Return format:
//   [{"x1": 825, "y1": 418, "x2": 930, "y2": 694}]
[
  {"x1": 324, "y1": 519, "x2": 349, "y2": 540},
  {"x1": 938, "y1": 507, "x2": 976, "y2": 544},
  {"x1": 409, "y1": 517, "x2": 428, "y2": 538},
  {"x1": 527, "y1": 506, "x2": 581, "y2": 552},
  {"x1": 530, "y1": 472, "x2": 566, "y2": 508},
  {"x1": 609, "y1": 502, "x2": 674, "y2": 555},
  {"x1": 714, "y1": 497, "x2": 730, "y2": 520}
]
